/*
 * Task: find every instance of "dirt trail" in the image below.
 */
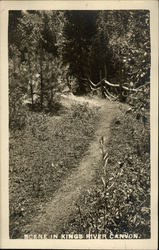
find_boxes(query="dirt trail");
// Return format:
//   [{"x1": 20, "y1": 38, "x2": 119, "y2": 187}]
[
  {"x1": 26, "y1": 95, "x2": 122, "y2": 235},
  {"x1": 60, "y1": 93, "x2": 106, "y2": 108}
]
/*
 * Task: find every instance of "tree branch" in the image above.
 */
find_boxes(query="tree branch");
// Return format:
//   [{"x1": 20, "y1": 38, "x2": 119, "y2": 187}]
[
  {"x1": 103, "y1": 80, "x2": 120, "y2": 88},
  {"x1": 103, "y1": 90, "x2": 112, "y2": 101},
  {"x1": 103, "y1": 86, "x2": 118, "y2": 100},
  {"x1": 122, "y1": 85, "x2": 142, "y2": 92},
  {"x1": 88, "y1": 78, "x2": 102, "y2": 88}
]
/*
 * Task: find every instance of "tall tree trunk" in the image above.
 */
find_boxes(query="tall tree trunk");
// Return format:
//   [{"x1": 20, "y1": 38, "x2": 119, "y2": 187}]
[
  {"x1": 28, "y1": 54, "x2": 34, "y2": 109},
  {"x1": 104, "y1": 64, "x2": 107, "y2": 80},
  {"x1": 30, "y1": 81, "x2": 34, "y2": 109},
  {"x1": 39, "y1": 41, "x2": 43, "y2": 110},
  {"x1": 119, "y1": 51, "x2": 123, "y2": 102},
  {"x1": 99, "y1": 69, "x2": 102, "y2": 81},
  {"x1": 48, "y1": 87, "x2": 53, "y2": 110}
]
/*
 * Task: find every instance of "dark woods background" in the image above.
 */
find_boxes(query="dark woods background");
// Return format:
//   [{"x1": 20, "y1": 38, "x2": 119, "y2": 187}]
[{"x1": 9, "y1": 10, "x2": 150, "y2": 129}]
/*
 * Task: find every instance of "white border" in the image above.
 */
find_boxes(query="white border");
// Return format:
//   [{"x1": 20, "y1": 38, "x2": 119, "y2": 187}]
[{"x1": 0, "y1": 1, "x2": 158, "y2": 249}]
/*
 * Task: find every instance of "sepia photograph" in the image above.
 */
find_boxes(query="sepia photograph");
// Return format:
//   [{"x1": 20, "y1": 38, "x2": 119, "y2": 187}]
[{"x1": 0, "y1": 1, "x2": 158, "y2": 249}]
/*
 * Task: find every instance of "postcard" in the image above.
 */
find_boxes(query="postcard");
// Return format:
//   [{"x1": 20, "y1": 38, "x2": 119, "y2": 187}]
[{"x1": 0, "y1": 1, "x2": 158, "y2": 249}]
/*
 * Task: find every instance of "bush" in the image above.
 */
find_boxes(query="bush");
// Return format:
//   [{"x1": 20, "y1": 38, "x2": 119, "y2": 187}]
[
  {"x1": 9, "y1": 76, "x2": 27, "y2": 131},
  {"x1": 9, "y1": 45, "x2": 27, "y2": 131}
]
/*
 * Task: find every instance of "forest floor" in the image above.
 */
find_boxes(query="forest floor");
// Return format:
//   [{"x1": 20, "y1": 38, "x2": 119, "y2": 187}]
[
  {"x1": 21, "y1": 95, "x2": 126, "y2": 235},
  {"x1": 10, "y1": 93, "x2": 150, "y2": 238}
]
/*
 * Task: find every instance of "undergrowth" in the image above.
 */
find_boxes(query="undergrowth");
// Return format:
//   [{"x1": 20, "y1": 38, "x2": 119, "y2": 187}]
[
  {"x1": 9, "y1": 102, "x2": 98, "y2": 238},
  {"x1": 64, "y1": 87, "x2": 150, "y2": 239}
]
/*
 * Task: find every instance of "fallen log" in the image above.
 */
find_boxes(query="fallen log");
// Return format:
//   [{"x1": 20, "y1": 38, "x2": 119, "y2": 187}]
[
  {"x1": 103, "y1": 80, "x2": 142, "y2": 92},
  {"x1": 103, "y1": 80, "x2": 120, "y2": 88},
  {"x1": 88, "y1": 78, "x2": 142, "y2": 93}
]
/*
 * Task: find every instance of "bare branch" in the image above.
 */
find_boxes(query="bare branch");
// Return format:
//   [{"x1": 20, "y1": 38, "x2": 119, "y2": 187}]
[
  {"x1": 122, "y1": 86, "x2": 142, "y2": 92},
  {"x1": 103, "y1": 80, "x2": 120, "y2": 88},
  {"x1": 89, "y1": 85, "x2": 98, "y2": 91},
  {"x1": 88, "y1": 78, "x2": 102, "y2": 88},
  {"x1": 103, "y1": 86, "x2": 118, "y2": 100},
  {"x1": 103, "y1": 90, "x2": 112, "y2": 101},
  {"x1": 103, "y1": 80, "x2": 142, "y2": 92}
]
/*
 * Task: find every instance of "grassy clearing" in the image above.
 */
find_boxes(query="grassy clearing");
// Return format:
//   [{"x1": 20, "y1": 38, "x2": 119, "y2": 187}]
[
  {"x1": 9, "y1": 102, "x2": 98, "y2": 238},
  {"x1": 64, "y1": 99, "x2": 150, "y2": 239}
]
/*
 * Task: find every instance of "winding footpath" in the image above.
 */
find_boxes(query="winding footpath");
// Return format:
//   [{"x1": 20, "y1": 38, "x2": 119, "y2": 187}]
[{"x1": 24, "y1": 95, "x2": 125, "y2": 235}]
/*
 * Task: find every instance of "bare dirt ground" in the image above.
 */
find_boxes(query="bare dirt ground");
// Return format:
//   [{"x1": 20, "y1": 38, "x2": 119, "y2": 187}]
[{"x1": 24, "y1": 95, "x2": 125, "y2": 235}]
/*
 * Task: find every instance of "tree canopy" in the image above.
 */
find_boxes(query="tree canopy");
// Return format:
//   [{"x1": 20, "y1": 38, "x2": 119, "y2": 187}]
[{"x1": 9, "y1": 10, "x2": 150, "y2": 115}]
